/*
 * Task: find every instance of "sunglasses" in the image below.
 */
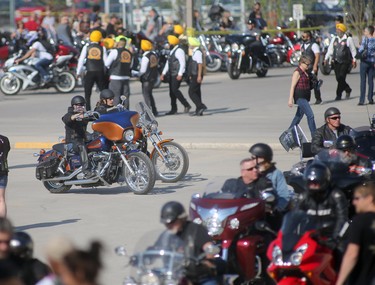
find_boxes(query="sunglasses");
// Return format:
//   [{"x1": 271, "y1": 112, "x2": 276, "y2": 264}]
[
  {"x1": 75, "y1": 103, "x2": 85, "y2": 106},
  {"x1": 242, "y1": 166, "x2": 257, "y2": 171},
  {"x1": 329, "y1": 116, "x2": 341, "y2": 120}
]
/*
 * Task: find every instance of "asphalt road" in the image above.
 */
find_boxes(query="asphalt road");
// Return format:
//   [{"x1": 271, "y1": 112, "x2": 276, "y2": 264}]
[{"x1": 0, "y1": 65, "x2": 370, "y2": 283}]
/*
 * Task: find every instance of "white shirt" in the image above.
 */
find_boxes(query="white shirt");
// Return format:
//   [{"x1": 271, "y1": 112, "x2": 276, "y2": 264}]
[
  {"x1": 162, "y1": 46, "x2": 186, "y2": 76},
  {"x1": 77, "y1": 42, "x2": 107, "y2": 75},
  {"x1": 32, "y1": 41, "x2": 53, "y2": 60},
  {"x1": 301, "y1": 42, "x2": 320, "y2": 55},
  {"x1": 325, "y1": 34, "x2": 357, "y2": 61},
  {"x1": 192, "y1": 48, "x2": 203, "y2": 64},
  {"x1": 139, "y1": 51, "x2": 151, "y2": 76}
]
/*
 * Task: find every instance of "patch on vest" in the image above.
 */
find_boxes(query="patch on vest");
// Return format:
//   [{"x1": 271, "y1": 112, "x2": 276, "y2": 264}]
[
  {"x1": 149, "y1": 54, "x2": 158, "y2": 68},
  {"x1": 88, "y1": 47, "x2": 102, "y2": 60},
  {"x1": 120, "y1": 51, "x2": 131, "y2": 63}
]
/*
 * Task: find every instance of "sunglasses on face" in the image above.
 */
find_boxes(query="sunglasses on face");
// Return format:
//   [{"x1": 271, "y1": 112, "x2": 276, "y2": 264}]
[
  {"x1": 75, "y1": 103, "x2": 85, "y2": 106},
  {"x1": 242, "y1": 166, "x2": 257, "y2": 171}
]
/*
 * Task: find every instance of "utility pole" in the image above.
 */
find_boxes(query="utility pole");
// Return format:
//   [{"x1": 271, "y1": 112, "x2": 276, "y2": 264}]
[{"x1": 186, "y1": 0, "x2": 193, "y2": 28}]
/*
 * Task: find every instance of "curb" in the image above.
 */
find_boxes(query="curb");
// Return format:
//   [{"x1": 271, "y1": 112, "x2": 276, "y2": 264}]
[{"x1": 14, "y1": 142, "x2": 285, "y2": 151}]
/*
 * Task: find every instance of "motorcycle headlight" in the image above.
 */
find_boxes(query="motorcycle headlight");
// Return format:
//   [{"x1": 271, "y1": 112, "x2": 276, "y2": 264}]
[
  {"x1": 224, "y1": 44, "x2": 231, "y2": 52},
  {"x1": 123, "y1": 276, "x2": 137, "y2": 285},
  {"x1": 123, "y1": 129, "x2": 134, "y2": 142},
  {"x1": 140, "y1": 272, "x2": 160, "y2": 285},
  {"x1": 206, "y1": 215, "x2": 224, "y2": 236},
  {"x1": 149, "y1": 121, "x2": 158, "y2": 133},
  {"x1": 272, "y1": 245, "x2": 283, "y2": 265},
  {"x1": 229, "y1": 218, "x2": 239, "y2": 230},
  {"x1": 231, "y1": 43, "x2": 239, "y2": 51},
  {"x1": 290, "y1": 243, "x2": 308, "y2": 266},
  {"x1": 193, "y1": 217, "x2": 202, "y2": 224}
]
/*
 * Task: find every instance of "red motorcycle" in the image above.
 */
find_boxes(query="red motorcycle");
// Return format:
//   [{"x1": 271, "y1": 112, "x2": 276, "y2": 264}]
[
  {"x1": 265, "y1": 210, "x2": 337, "y2": 285},
  {"x1": 189, "y1": 181, "x2": 275, "y2": 283}
]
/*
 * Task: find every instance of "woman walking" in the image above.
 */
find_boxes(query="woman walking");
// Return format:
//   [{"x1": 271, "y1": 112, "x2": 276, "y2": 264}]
[{"x1": 288, "y1": 55, "x2": 316, "y2": 138}]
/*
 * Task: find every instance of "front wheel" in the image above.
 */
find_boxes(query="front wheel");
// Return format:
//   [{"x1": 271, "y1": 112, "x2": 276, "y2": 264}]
[
  {"x1": 0, "y1": 72, "x2": 22, "y2": 95},
  {"x1": 256, "y1": 60, "x2": 269, "y2": 77},
  {"x1": 151, "y1": 141, "x2": 189, "y2": 183},
  {"x1": 54, "y1": 71, "x2": 76, "y2": 93},
  {"x1": 227, "y1": 62, "x2": 241, "y2": 79},
  {"x1": 43, "y1": 181, "x2": 72, "y2": 193},
  {"x1": 124, "y1": 152, "x2": 156, "y2": 195}
]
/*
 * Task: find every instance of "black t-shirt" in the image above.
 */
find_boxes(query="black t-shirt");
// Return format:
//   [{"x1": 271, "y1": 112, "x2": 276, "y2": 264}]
[
  {"x1": 347, "y1": 212, "x2": 375, "y2": 285},
  {"x1": 177, "y1": 221, "x2": 212, "y2": 258},
  {"x1": 0, "y1": 135, "x2": 10, "y2": 175}
]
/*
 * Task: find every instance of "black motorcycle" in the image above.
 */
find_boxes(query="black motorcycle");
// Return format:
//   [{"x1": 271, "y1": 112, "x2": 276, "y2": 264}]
[{"x1": 224, "y1": 33, "x2": 271, "y2": 79}]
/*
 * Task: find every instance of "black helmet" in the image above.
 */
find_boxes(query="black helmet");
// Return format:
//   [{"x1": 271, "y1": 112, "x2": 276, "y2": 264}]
[
  {"x1": 100, "y1": 89, "x2": 115, "y2": 100},
  {"x1": 324, "y1": 107, "x2": 341, "y2": 119},
  {"x1": 304, "y1": 162, "x2": 331, "y2": 193},
  {"x1": 9, "y1": 232, "x2": 33, "y2": 259},
  {"x1": 249, "y1": 143, "x2": 273, "y2": 162},
  {"x1": 247, "y1": 18, "x2": 256, "y2": 26},
  {"x1": 160, "y1": 201, "x2": 187, "y2": 224},
  {"x1": 71, "y1": 95, "x2": 86, "y2": 106},
  {"x1": 335, "y1": 15, "x2": 344, "y2": 23},
  {"x1": 336, "y1": 135, "x2": 356, "y2": 151}
]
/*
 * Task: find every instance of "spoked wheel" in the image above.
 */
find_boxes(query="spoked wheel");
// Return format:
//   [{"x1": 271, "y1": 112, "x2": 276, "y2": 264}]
[
  {"x1": 43, "y1": 181, "x2": 72, "y2": 193},
  {"x1": 0, "y1": 72, "x2": 22, "y2": 95},
  {"x1": 206, "y1": 55, "x2": 222, "y2": 72},
  {"x1": 151, "y1": 141, "x2": 189, "y2": 183},
  {"x1": 124, "y1": 152, "x2": 156, "y2": 195},
  {"x1": 54, "y1": 71, "x2": 76, "y2": 93}
]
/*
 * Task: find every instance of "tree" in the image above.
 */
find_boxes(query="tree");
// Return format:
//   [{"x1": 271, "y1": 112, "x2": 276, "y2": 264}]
[{"x1": 346, "y1": 0, "x2": 374, "y2": 42}]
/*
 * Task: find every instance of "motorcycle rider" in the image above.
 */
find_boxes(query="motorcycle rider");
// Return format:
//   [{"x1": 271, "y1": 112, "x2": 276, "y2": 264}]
[
  {"x1": 324, "y1": 23, "x2": 357, "y2": 101},
  {"x1": 158, "y1": 201, "x2": 224, "y2": 285},
  {"x1": 161, "y1": 35, "x2": 192, "y2": 115},
  {"x1": 94, "y1": 89, "x2": 116, "y2": 114},
  {"x1": 249, "y1": 143, "x2": 291, "y2": 213},
  {"x1": 62, "y1": 95, "x2": 95, "y2": 179},
  {"x1": 311, "y1": 107, "x2": 352, "y2": 155},
  {"x1": 10, "y1": 231, "x2": 51, "y2": 285},
  {"x1": 300, "y1": 31, "x2": 323, "y2": 105},
  {"x1": 334, "y1": 135, "x2": 373, "y2": 175},
  {"x1": 14, "y1": 27, "x2": 54, "y2": 85},
  {"x1": 296, "y1": 162, "x2": 348, "y2": 250},
  {"x1": 77, "y1": 30, "x2": 107, "y2": 110},
  {"x1": 246, "y1": 19, "x2": 263, "y2": 70},
  {"x1": 138, "y1": 39, "x2": 159, "y2": 116}
]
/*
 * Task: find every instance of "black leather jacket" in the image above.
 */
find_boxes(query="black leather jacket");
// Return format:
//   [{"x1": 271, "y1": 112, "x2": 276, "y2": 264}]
[
  {"x1": 296, "y1": 188, "x2": 348, "y2": 239},
  {"x1": 311, "y1": 123, "x2": 352, "y2": 155},
  {"x1": 61, "y1": 107, "x2": 89, "y2": 144}
]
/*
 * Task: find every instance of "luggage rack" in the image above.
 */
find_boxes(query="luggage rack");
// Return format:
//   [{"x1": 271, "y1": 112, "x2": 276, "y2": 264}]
[{"x1": 279, "y1": 124, "x2": 313, "y2": 160}]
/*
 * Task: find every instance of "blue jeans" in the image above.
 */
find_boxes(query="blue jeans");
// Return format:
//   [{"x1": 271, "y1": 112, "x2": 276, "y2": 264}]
[
  {"x1": 289, "y1": 98, "x2": 316, "y2": 137},
  {"x1": 34, "y1": 58, "x2": 53, "y2": 79},
  {"x1": 359, "y1": 61, "x2": 375, "y2": 104}
]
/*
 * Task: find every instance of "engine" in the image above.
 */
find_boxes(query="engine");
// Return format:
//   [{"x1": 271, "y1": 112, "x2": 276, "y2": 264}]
[{"x1": 89, "y1": 152, "x2": 120, "y2": 183}]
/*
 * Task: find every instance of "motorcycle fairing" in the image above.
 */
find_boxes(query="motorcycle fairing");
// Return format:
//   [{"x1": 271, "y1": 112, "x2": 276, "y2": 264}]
[
  {"x1": 236, "y1": 235, "x2": 264, "y2": 280},
  {"x1": 87, "y1": 136, "x2": 112, "y2": 152},
  {"x1": 8, "y1": 65, "x2": 38, "y2": 89}
]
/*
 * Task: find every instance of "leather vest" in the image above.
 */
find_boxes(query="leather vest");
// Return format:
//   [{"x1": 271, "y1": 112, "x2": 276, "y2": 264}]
[
  {"x1": 110, "y1": 47, "x2": 132, "y2": 77},
  {"x1": 301, "y1": 42, "x2": 315, "y2": 63},
  {"x1": 86, "y1": 43, "x2": 104, "y2": 72},
  {"x1": 188, "y1": 48, "x2": 200, "y2": 76},
  {"x1": 333, "y1": 38, "x2": 351, "y2": 63},
  {"x1": 141, "y1": 51, "x2": 158, "y2": 82},
  {"x1": 168, "y1": 46, "x2": 182, "y2": 76}
]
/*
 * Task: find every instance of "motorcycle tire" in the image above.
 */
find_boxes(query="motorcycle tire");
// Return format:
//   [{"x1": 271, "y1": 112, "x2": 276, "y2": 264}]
[
  {"x1": 320, "y1": 61, "x2": 332, "y2": 75},
  {"x1": 256, "y1": 61, "x2": 269, "y2": 78},
  {"x1": 43, "y1": 181, "x2": 72, "y2": 194},
  {"x1": 124, "y1": 151, "x2": 156, "y2": 195},
  {"x1": 227, "y1": 63, "x2": 241, "y2": 80},
  {"x1": 206, "y1": 55, "x2": 222, "y2": 73},
  {"x1": 0, "y1": 72, "x2": 22, "y2": 95},
  {"x1": 54, "y1": 71, "x2": 76, "y2": 93},
  {"x1": 151, "y1": 141, "x2": 189, "y2": 183}
]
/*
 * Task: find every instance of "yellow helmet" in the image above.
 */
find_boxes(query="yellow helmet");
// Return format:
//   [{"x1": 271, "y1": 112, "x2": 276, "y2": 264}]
[
  {"x1": 103, "y1": 37, "x2": 115, "y2": 49},
  {"x1": 173, "y1": 24, "x2": 184, "y2": 35},
  {"x1": 167, "y1": 35, "x2": 179, "y2": 46},
  {"x1": 188, "y1": 37, "x2": 200, "y2": 47},
  {"x1": 90, "y1": 30, "x2": 102, "y2": 42},
  {"x1": 141, "y1": 40, "x2": 153, "y2": 51}
]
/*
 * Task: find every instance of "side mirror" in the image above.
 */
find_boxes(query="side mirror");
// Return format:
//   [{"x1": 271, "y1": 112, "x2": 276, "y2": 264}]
[
  {"x1": 261, "y1": 191, "x2": 275, "y2": 203},
  {"x1": 115, "y1": 246, "x2": 127, "y2": 256},
  {"x1": 255, "y1": 221, "x2": 277, "y2": 236}
]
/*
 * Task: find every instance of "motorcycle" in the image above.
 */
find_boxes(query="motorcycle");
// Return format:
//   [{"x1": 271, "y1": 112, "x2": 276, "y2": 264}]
[
  {"x1": 189, "y1": 179, "x2": 276, "y2": 283},
  {"x1": 116, "y1": 230, "x2": 221, "y2": 285},
  {"x1": 224, "y1": 33, "x2": 271, "y2": 79},
  {"x1": 35, "y1": 108, "x2": 156, "y2": 195},
  {"x1": 263, "y1": 210, "x2": 337, "y2": 285},
  {"x1": 0, "y1": 52, "x2": 76, "y2": 95},
  {"x1": 135, "y1": 102, "x2": 189, "y2": 183},
  {"x1": 198, "y1": 34, "x2": 226, "y2": 73}
]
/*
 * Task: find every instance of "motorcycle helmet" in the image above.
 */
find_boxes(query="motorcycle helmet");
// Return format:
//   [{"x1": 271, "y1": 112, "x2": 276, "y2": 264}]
[
  {"x1": 90, "y1": 30, "x2": 102, "y2": 42},
  {"x1": 335, "y1": 15, "x2": 344, "y2": 23},
  {"x1": 336, "y1": 135, "x2": 356, "y2": 151},
  {"x1": 71, "y1": 95, "x2": 86, "y2": 106},
  {"x1": 304, "y1": 162, "x2": 331, "y2": 201},
  {"x1": 9, "y1": 231, "x2": 33, "y2": 259},
  {"x1": 160, "y1": 201, "x2": 187, "y2": 224},
  {"x1": 100, "y1": 89, "x2": 115, "y2": 100},
  {"x1": 324, "y1": 107, "x2": 341, "y2": 120},
  {"x1": 167, "y1": 35, "x2": 179, "y2": 46},
  {"x1": 249, "y1": 143, "x2": 273, "y2": 162}
]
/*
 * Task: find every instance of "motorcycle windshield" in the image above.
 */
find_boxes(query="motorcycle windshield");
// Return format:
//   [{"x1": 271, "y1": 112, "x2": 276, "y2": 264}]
[
  {"x1": 135, "y1": 101, "x2": 158, "y2": 129},
  {"x1": 280, "y1": 210, "x2": 316, "y2": 253},
  {"x1": 94, "y1": 110, "x2": 138, "y2": 129},
  {"x1": 126, "y1": 230, "x2": 186, "y2": 284}
]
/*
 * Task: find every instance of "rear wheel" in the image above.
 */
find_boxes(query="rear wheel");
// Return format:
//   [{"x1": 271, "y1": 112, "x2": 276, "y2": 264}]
[
  {"x1": 43, "y1": 181, "x2": 72, "y2": 193},
  {"x1": 0, "y1": 72, "x2": 22, "y2": 95},
  {"x1": 124, "y1": 152, "x2": 156, "y2": 195},
  {"x1": 54, "y1": 71, "x2": 76, "y2": 93},
  {"x1": 151, "y1": 141, "x2": 189, "y2": 183}
]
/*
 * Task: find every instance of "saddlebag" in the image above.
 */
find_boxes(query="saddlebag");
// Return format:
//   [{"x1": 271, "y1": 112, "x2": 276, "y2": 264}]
[{"x1": 36, "y1": 156, "x2": 60, "y2": 180}]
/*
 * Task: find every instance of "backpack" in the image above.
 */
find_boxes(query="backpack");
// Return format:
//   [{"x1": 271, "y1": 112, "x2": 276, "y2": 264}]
[{"x1": 39, "y1": 39, "x2": 56, "y2": 56}]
